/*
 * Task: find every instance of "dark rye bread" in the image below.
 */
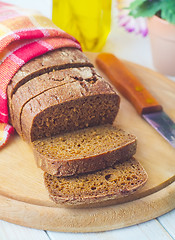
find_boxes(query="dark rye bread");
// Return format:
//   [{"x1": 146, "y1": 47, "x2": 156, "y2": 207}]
[
  {"x1": 44, "y1": 157, "x2": 148, "y2": 206},
  {"x1": 7, "y1": 47, "x2": 93, "y2": 99},
  {"x1": 32, "y1": 125, "x2": 137, "y2": 176},
  {"x1": 9, "y1": 67, "x2": 99, "y2": 137},
  {"x1": 20, "y1": 78, "x2": 120, "y2": 142}
]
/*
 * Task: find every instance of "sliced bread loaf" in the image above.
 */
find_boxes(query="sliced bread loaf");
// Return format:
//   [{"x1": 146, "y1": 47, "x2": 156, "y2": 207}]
[
  {"x1": 32, "y1": 124, "x2": 137, "y2": 176},
  {"x1": 44, "y1": 157, "x2": 147, "y2": 206},
  {"x1": 9, "y1": 67, "x2": 100, "y2": 137}
]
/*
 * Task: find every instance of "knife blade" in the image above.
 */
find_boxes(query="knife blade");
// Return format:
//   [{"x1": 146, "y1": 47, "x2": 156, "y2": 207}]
[{"x1": 96, "y1": 53, "x2": 175, "y2": 148}]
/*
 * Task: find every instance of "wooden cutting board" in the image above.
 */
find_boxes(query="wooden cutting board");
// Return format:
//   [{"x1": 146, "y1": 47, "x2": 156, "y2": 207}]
[{"x1": 0, "y1": 56, "x2": 175, "y2": 232}]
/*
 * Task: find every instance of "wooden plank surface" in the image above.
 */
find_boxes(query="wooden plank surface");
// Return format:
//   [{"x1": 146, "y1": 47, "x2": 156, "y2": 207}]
[
  {"x1": 0, "y1": 220, "x2": 50, "y2": 240},
  {"x1": 0, "y1": 59, "x2": 174, "y2": 232},
  {"x1": 158, "y1": 209, "x2": 175, "y2": 239},
  {"x1": 47, "y1": 220, "x2": 173, "y2": 240}
]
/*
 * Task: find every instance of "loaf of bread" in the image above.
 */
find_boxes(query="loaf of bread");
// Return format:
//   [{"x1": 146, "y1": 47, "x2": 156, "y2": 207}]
[
  {"x1": 44, "y1": 157, "x2": 148, "y2": 206},
  {"x1": 32, "y1": 124, "x2": 137, "y2": 176},
  {"x1": 8, "y1": 48, "x2": 120, "y2": 142},
  {"x1": 7, "y1": 47, "x2": 147, "y2": 206},
  {"x1": 9, "y1": 67, "x2": 104, "y2": 138}
]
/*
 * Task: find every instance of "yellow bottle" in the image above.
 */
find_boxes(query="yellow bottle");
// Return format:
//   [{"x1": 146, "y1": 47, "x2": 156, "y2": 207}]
[{"x1": 52, "y1": 0, "x2": 111, "y2": 52}]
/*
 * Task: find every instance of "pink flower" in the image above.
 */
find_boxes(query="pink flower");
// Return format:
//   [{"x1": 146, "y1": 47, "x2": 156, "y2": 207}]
[{"x1": 117, "y1": 1, "x2": 148, "y2": 37}]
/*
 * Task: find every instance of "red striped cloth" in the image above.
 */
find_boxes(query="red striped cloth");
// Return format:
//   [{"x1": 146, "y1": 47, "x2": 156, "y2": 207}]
[{"x1": 0, "y1": 1, "x2": 81, "y2": 147}]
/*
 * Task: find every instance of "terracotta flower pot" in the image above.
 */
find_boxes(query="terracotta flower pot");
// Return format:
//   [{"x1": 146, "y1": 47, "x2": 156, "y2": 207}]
[{"x1": 147, "y1": 15, "x2": 175, "y2": 76}]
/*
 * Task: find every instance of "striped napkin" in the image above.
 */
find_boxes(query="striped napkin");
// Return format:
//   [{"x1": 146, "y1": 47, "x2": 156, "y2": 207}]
[{"x1": 0, "y1": 1, "x2": 81, "y2": 147}]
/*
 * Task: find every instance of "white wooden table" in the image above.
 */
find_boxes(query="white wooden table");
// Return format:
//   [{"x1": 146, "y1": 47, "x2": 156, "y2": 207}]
[{"x1": 1, "y1": 0, "x2": 175, "y2": 239}]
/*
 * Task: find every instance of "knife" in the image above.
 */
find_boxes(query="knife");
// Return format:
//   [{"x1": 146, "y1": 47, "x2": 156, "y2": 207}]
[{"x1": 96, "y1": 53, "x2": 175, "y2": 148}]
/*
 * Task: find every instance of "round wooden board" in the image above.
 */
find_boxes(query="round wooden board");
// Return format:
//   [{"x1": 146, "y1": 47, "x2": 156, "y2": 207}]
[{"x1": 0, "y1": 59, "x2": 175, "y2": 232}]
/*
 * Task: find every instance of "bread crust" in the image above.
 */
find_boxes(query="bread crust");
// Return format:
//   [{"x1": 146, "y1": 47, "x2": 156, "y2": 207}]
[{"x1": 7, "y1": 48, "x2": 92, "y2": 98}]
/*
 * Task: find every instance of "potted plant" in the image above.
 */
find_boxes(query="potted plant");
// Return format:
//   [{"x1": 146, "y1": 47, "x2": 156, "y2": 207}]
[{"x1": 128, "y1": 0, "x2": 175, "y2": 76}]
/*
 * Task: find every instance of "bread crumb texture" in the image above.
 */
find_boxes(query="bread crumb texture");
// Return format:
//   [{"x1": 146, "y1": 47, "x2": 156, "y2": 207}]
[
  {"x1": 33, "y1": 125, "x2": 135, "y2": 160},
  {"x1": 30, "y1": 93, "x2": 119, "y2": 141}
]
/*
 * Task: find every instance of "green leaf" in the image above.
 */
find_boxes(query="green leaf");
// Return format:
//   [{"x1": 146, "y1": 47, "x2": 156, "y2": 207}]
[
  {"x1": 161, "y1": 0, "x2": 175, "y2": 24},
  {"x1": 161, "y1": 9, "x2": 175, "y2": 24},
  {"x1": 127, "y1": 0, "x2": 175, "y2": 24},
  {"x1": 128, "y1": 0, "x2": 146, "y2": 10},
  {"x1": 129, "y1": 1, "x2": 161, "y2": 18}
]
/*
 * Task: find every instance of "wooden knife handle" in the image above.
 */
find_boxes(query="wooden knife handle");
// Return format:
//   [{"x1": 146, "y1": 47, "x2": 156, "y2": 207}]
[{"x1": 96, "y1": 53, "x2": 162, "y2": 115}]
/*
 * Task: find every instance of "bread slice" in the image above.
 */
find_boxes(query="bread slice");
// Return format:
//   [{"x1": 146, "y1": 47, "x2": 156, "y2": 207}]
[
  {"x1": 9, "y1": 67, "x2": 100, "y2": 137},
  {"x1": 32, "y1": 125, "x2": 137, "y2": 176},
  {"x1": 20, "y1": 78, "x2": 119, "y2": 142},
  {"x1": 44, "y1": 157, "x2": 147, "y2": 206}
]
